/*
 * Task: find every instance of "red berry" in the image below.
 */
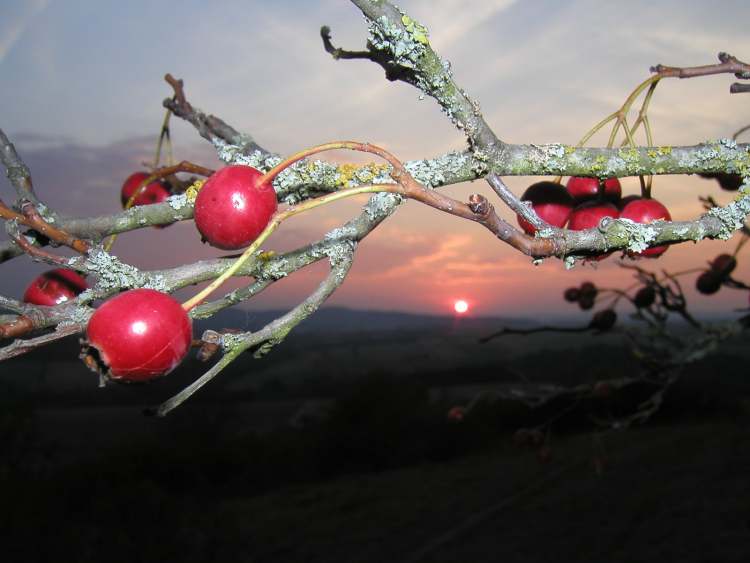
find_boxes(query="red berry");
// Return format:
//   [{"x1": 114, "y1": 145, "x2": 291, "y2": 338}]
[
  {"x1": 616, "y1": 194, "x2": 641, "y2": 211},
  {"x1": 23, "y1": 269, "x2": 87, "y2": 306},
  {"x1": 194, "y1": 165, "x2": 278, "y2": 250},
  {"x1": 516, "y1": 181, "x2": 574, "y2": 235},
  {"x1": 120, "y1": 172, "x2": 170, "y2": 208},
  {"x1": 567, "y1": 201, "x2": 619, "y2": 261},
  {"x1": 567, "y1": 201, "x2": 620, "y2": 231},
  {"x1": 566, "y1": 177, "x2": 621, "y2": 202},
  {"x1": 85, "y1": 289, "x2": 192, "y2": 382},
  {"x1": 620, "y1": 198, "x2": 671, "y2": 258}
]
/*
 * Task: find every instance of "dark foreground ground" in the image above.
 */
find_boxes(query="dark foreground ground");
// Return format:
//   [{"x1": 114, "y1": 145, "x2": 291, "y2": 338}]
[
  {"x1": 3, "y1": 375, "x2": 750, "y2": 563},
  {"x1": 1, "y1": 313, "x2": 749, "y2": 562}
]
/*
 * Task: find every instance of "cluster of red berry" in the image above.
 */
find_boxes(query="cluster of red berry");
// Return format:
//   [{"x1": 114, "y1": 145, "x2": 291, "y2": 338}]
[
  {"x1": 23, "y1": 162, "x2": 279, "y2": 383},
  {"x1": 517, "y1": 176, "x2": 671, "y2": 258}
]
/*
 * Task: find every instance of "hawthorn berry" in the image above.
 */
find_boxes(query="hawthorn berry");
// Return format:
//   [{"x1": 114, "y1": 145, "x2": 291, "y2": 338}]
[
  {"x1": 516, "y1": 181, "x2": 574, "y2": 235},
  {"x1": 567, "y1": 201, "x2": 620, "y2": 231},
  {"x1": 633, "y1": 285, "x2": 656, "y2": 308},
  {"x1": 695, "y1": 271, "x2": 722, "y2": 295},
  {"x1": 699, "y1": 172, "x2": 742, "y2": 191},
  {"x1": 567, "y1": 202, "x2": 619, "y2": 260},
  {"x1": 23, "y1": 269, "x2": 87, "y2": 306},
  {"x1": 710, "y1": 254, "x2": 737, "y2": 279},
  {"x1": 84, "y1": 288, "x2": 192, "y2": 382},
  {"x1": 566, "y1": 176, "x2": 621, "y2": 202},
  {"x1": 194, "y1": 165, "x2": 278, "y2": 250},
  {"x1": 619, "y1": 198, "x2": 672, "y2": 258},
  {"x1": 120, "y1": 171, "x2": 170, "y2": 208},
  {"x1": 578, "y1": 282, "x2": 598, "y2": 310},
  {"x1": 589, "y1": 309, "x2": 617, "y2": 331},
  {"x1": 563, "y1": 287, "x2": 580, "y2": 302}
]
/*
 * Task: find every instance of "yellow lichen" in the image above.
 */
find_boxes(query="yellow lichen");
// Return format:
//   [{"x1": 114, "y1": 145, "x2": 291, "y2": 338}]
[{"x1": 185, "y1": 179, "x2": 206, "y2": 203}]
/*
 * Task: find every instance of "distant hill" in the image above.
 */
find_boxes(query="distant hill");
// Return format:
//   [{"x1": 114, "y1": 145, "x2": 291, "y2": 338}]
[{"x1": 196, "y1": 306, "x2": 536, "y2": 335}]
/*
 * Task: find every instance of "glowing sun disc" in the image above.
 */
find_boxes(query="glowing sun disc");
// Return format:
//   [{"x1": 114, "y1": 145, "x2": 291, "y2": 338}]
[{"x1": 454, "y1": 300, "x2": 469, "y2": 314}]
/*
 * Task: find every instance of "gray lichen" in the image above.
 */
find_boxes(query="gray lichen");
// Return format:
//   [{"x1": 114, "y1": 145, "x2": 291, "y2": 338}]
[
  {"x1": 364, "y1": 192, "x2": 402, "y2": 220},
  {"x1": 367, "y1": 14, "x2": 427, "y2": 70},
  {"x1": 614, "y1": 218, "x2": 660, "y2": 253},
  {"x1": 212, "y1": 138, "x2": 281, "y2": 171},
  {"x1": 706, "y1": 188, "x2": 750, "y2": 239},
  {"x1": 404, "y1": 151, "x2": 469, "y2": 188},
  {"x1": 167, "y1": 193, "x2": 189, "y2": 210},
  {"x1": 81, "y1": 249, "x2": 165, "y2": 293}
]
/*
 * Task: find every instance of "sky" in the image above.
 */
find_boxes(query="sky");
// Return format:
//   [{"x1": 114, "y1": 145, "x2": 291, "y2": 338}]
[{"x1": 2, "y1": 0, "x2": 750, "y2": 320}]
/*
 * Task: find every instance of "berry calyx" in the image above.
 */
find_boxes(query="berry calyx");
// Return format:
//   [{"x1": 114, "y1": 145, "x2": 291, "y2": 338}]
[
  {"x1": 120, "y1": 172, "x2": 170, "y2": 208},
  {"x1": 566, "y1": 177, "x2": 621, "y2": 202},
  {"x1": 516, "y1": 181, "x2": 574, "y2": 235},
  {"x1": 194, "y1": 165, "x2": 278, "y2": 250},
  {"x1": 619, "y1": 198, "x2": 671, "y2": 258},
  {"x1": 83, "y1": 288, "x2": 192, "y2": 382},
  {"x1": 23, "y1": 269, "x2": 87, "y2": 306}
]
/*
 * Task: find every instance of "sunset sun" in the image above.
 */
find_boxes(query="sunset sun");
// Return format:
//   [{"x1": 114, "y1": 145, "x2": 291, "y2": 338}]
[{"x1": 453, "y1": 299, "x2": 469, "y2": 314}]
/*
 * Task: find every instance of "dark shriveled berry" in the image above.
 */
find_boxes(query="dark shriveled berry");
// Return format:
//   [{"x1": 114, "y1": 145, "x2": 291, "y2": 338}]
[
  {"x1": 634, "y1": 286, "x2": 656, "y2": 308},
  {"x1": 710, "y1": 254, "x2": 737, "y2": 279},
  {"x1": 695, "y1": 271, "x2": 722, "y2": 295},
  {"x1": 589, "y1": 309, "x2": 617, "y2": 331},
  {"x1": 564, "y1": 287, "x2": 580, "y2": 302}
]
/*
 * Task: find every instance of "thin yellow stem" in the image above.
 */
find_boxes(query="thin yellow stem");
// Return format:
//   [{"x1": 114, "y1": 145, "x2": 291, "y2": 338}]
[
  {"x1": 607, "y1": 115, "x2": 622, "y2": 149},
  {"x1": 576, "y1": 112, "x2": 619, "y2": 148}
]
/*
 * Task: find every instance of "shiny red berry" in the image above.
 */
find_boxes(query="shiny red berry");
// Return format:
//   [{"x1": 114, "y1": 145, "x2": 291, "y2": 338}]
[
  {"x1": 120, "y1": 172, "x2": 170, "y2": 208},
  {"x1": 566, "y1": 177, "x2": 621, "y2": 202},
  {"x1": 23, "y1": 269, "x2": 87, "y2": 306},
  {"x1": 194, "y1": 165, "x2": 278, "y2": 250},
  {"x1": 516, "y1": 181, "x2": 574, "y2": 235},
  {"x1": 620, "y1": 198, "x2": 671, "y2": 258},
  {"x1": 567, "y1": 201, "x2": 620, "y2": 231},
  {"x1": 85, "y1": 289, "x2": 192, "y2": 382}
]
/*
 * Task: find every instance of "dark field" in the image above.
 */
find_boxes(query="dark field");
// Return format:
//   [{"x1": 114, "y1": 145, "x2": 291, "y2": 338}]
[{"x1": 1, "y1": 309, "x2": 749, "y2": 562}]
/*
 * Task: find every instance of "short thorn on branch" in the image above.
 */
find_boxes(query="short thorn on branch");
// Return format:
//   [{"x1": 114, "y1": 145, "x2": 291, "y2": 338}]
[{"x1": 164, "y1": 73, "x2": 191, "y2": 113}]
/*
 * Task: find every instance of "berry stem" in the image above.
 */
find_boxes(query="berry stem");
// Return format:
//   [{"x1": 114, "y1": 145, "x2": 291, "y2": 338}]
[
  {"x1": 181, "y1": 182, "x2": 404, "y2": 312},
  {"x1": 104, "y1": 161, "x2": 215, "y2": 252},
  {"x1": 153, "y1": 106, "x2": 174, "y2": 169}
]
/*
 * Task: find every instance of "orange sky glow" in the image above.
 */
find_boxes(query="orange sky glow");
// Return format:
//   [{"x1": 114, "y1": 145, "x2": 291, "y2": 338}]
[{"x1": 2, "y1": 1, "x2": 750, "y2": 319}]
